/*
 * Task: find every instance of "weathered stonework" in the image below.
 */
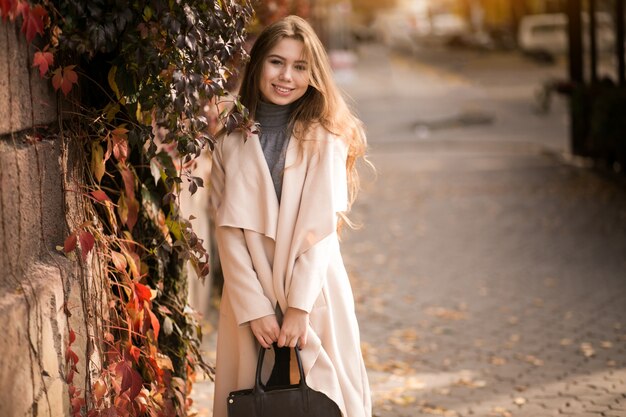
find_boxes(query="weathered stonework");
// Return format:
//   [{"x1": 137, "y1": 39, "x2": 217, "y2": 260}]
[
  {"x1": 0, "y1": 20, "x2": 99, "y2": 417},
  {"x1": 0, "y1": 22, "x2": 57, "y2": 136}
]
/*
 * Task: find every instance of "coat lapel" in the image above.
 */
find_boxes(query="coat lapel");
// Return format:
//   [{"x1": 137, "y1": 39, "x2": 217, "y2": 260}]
[{"x1": 215, "y1": 132, "x2": 280, "y2": 240}]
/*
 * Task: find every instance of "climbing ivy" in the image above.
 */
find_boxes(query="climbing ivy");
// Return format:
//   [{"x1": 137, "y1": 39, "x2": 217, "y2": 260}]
[{"x1": 1, "y1": 1, "x2": 253, "y2": 416}]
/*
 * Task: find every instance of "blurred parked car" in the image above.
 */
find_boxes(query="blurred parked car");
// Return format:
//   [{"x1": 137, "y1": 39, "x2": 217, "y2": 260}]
[{"x1": 518, "y1": 13, "x2": 615, "y2": 57}]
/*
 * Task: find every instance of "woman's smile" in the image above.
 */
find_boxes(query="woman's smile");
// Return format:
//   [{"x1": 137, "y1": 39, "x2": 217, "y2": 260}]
[{"x1": 272, "y1": 84, "x2": 294, "y2": 95}]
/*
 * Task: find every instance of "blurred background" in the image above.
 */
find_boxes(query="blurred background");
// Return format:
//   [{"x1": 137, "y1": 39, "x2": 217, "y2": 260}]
[{"x1": 190, "y1": 1, "x2": 626, "y2": 416}]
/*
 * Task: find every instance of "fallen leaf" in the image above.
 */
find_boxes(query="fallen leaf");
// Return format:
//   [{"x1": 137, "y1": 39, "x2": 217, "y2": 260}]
[
  {"x1": 580, "y1": 342, "x2": 595, "y2": 358},
  {"x1": 490, "y1": 356, "x2": 507, "y2": 366},
  {"x1": 390, "y1": 395, "x2": 416, "y2": 406},
  {"x1": 490, "y1": 406, "x2": 512, "y2": 417},
  {"x1": 426, "y1": 306, "x2": 467, "y2": 321},
  {"x1": 513, "y1": 397, "x2": 527, "y2": 405}
]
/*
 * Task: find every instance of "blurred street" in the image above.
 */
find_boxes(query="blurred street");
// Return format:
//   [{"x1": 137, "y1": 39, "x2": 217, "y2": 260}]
[
  {"x1": 191, "y1": 44, "x2": 626, "y2": 417},
  {"x1": 340, "y1": 44, "x2": 626, "y2": 417}
]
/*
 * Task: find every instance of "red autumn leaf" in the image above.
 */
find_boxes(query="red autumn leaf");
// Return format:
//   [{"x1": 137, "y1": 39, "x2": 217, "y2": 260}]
[
  {"x1": 90, "y1": 189, "x2": 111, "y2": 202},
  {"x1": 147, "y1": 305, "x2": 160, "y2": 340},
  {"x1": 0, "y1": 0, "x2": 18, "y2": 20},
  {"x1": 69, "y1": 329, "x2": 76, "y2": 344},
  {"x1": 129, "y1": 345, "x2": 141, "y2": 363},
  {"x1": 119, "y1": 166, "x2": 135, "y2": 201},
  {"x1": 21, "y1": 4, "x2": 46, "y2": 43},
  {"x1": 79, "y1": 230, "x2": 95, "y2": 261},
  {"x1": 65, "y1": 347, "x2": 79, "y2": 366},
  {"x1": 32, "y1": 50, "x2": 53, "y2": 77},
  {"x1": 71, "y1": 396, "x2": 85, "y2": 415},
  {"x1": 64, "y1": 233, "x2": 77, "y2": 253},
  {"x1": 52, "y1": 65, "x2": 78, "y2": 96},
  {"x1": 117, "y1": 361, "x2": 143, "y2": 401},
  {"x1": 134, "y1": 283, "x2": 152, "y2": 304},
  {"x1": 111, "y1": 126, "x2": 129, "y2": 162},
  {"x1": 66, "y1": 368, "x2": 75, "y2": 384},
  {"x1": 126, "y1": 197, "x2": 139, "y2": 232}
]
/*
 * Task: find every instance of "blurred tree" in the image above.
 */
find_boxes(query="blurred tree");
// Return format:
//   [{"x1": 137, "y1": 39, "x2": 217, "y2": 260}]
[
  {"x1": 250, "y1": 0, "x2": 311, "y2": 32},
  {"x1": 352, "y1": 0, "x2": 398, "y2": 22}
]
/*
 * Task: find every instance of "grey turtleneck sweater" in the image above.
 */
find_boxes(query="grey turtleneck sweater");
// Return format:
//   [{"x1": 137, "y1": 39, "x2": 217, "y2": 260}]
[{"x1": 256, "y1": 100, "x2": 295, "y2": 202}]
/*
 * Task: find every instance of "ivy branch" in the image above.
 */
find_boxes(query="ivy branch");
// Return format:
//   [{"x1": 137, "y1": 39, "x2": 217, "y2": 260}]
[{"x1": 2, "y1": 1, "x2": 253, "y2": 416}]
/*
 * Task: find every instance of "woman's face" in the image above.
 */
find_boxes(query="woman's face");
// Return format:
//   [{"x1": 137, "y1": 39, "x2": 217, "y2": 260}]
[{"x1": 259, "y1": 37, "x2": 310, "y2": 106}]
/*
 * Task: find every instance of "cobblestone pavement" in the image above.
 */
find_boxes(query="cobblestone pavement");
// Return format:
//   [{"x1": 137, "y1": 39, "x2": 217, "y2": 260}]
[
  {"x1": 339, "y1": 45, "x2": 626, "y2": 417},
  {"x1": 191, "y1": 44, "x2": 626, "y2": 417}
]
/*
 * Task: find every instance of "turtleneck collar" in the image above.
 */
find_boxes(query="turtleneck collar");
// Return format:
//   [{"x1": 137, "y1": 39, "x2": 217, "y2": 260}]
[{"x1": 256, "y1": 100, "x2": 297, "y2": 132}]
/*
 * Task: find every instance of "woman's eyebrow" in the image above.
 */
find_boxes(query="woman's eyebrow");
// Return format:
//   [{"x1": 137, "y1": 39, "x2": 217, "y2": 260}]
[{"x1": 267, "y1": 54, "x2": 308, "y2": 64}]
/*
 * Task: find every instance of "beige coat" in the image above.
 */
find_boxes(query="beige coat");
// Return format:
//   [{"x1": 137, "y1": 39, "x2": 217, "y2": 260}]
[{"x1": 209, "y1": 124, "x2": 371, "y2": 417}]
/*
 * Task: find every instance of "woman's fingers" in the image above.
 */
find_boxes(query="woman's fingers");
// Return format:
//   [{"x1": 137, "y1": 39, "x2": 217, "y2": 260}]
[{"x1": 250, "y1": 314, "x2": 280, "y2": 348}]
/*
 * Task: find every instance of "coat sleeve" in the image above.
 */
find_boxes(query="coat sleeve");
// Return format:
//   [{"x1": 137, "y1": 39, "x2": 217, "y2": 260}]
[
  {"x1": 210, "y1": 141, "x2": 276, "y2": 326},
  {"x1": 287, "y1": 137, "x2": 349, "y2": 313}
]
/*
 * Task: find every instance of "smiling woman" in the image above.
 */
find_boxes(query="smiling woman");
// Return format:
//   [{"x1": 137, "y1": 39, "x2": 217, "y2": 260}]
[
  {"x1": 259, "y1": 38, "x2": 310, "y2": 105},
  {"x1": 210, "y1": 15, "x2": 372, "y2": 417}
]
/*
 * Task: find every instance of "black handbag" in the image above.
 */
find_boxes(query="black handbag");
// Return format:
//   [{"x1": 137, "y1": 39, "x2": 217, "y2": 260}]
[{"x1": 227, "y1": 346, "x2": 342, "y2": 417}]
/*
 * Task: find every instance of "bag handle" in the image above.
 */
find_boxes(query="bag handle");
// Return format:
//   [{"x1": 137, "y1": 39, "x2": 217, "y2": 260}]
[
  {"x1": 253, "y1": 345, "x2": 311, "y2": 415},
  {"x1": 254, "y1": 345, "x2": 307, "y2": 392}
]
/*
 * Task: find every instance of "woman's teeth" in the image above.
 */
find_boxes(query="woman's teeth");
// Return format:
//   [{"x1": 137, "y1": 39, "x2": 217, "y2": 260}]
[{"x1": 274, "y1": 85, "x2": 291, "y2": 94}]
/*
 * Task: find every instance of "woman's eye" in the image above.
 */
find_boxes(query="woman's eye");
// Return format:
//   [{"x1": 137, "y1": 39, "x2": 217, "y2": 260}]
[
  {"x1": 295, "y1": 65, "x2": 307, "y2": 71},
  {"x1": 270, "y1": 59, "x2": 283, "y2": 65}
]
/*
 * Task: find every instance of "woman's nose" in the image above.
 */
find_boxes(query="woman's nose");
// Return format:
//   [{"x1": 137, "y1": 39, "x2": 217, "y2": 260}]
[{"x1": 279, "y1": 65, "x2": 292, "y2": 81}]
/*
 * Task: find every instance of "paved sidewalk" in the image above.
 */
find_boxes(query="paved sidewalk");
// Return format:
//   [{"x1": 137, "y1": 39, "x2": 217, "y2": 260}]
[{"x1": 343, "y1": 141, "x2": 626, "y2": 417}]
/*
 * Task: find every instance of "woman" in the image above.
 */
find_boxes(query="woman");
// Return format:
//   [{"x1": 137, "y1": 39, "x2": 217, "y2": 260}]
[{"x1": 210, "y1": 15, "x2": 371, "y2": 417}]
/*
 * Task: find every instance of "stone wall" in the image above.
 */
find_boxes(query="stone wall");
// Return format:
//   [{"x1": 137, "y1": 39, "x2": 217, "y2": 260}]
[{"x1": 0, "y1": 20, "x2": 98, "y2": 417}]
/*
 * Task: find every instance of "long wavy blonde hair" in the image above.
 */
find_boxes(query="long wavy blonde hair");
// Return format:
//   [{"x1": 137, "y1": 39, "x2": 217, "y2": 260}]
[{"x1": 238, "y1": 15, "x2": 367, "y2": 213}]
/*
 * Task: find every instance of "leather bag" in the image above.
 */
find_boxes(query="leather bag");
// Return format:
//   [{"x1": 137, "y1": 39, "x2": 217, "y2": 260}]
[{"x1": 227, "y1": 346, "x2": 342, "y2": 417}]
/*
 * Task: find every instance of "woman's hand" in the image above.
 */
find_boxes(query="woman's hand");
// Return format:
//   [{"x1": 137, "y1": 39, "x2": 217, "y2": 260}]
[
  {"x1": 277, "y1": 307, "x2": 309, "y2": 349},
  {"x1": 250, "y1": 314, "x2": 280, "y2": 349}
]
